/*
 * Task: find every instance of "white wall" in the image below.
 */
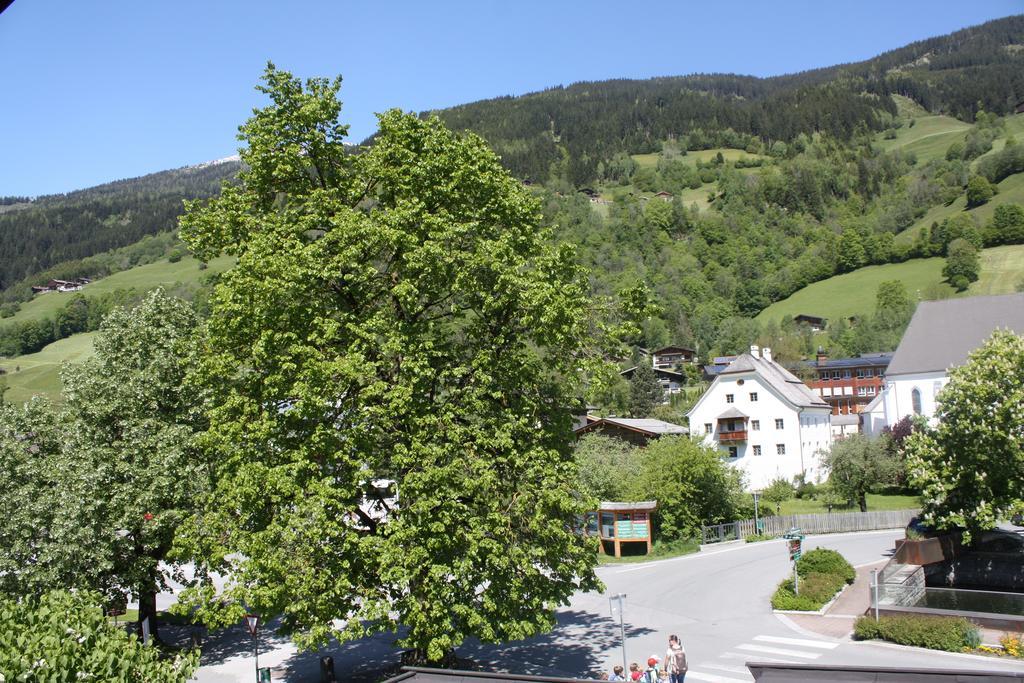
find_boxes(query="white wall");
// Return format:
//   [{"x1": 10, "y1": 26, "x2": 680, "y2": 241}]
[
  {"x1": 689, "y1": 373, "x2": 832, "y2": 490},
  {"x1": 882, "y1": 371, "x2": 948, "y2": 426}
]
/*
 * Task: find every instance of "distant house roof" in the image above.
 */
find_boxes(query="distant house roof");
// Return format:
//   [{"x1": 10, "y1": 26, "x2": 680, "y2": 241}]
[
  {"x1": 717, "y1": 406, "x2": 748, "y2": 420},
  {"x1": 620, "y1": 366, "x2": 684, "y2": 380},
  {"x1": 794, "y1": 314, "x2": 826, "y2": 325},
  {"x1": 713, "y1": 356, "x2": 738, "y2": 365},
  {"x1": 717, "y1": 353, "x2": 829, "y2": 410},
  {"x1": 885, "y1": 293, "x2": 1024, "y2": 376},
  {"x1": 651, "y1": 345, "x2": 695, "y2": 355},
  {"x1": 574, "y1": 417, "x2": 688, "y2": 438}
]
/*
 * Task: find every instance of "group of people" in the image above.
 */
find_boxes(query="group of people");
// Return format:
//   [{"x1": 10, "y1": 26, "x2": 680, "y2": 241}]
[{"x1": 600, "y1": 635, "x2": 687, "y2": 683}]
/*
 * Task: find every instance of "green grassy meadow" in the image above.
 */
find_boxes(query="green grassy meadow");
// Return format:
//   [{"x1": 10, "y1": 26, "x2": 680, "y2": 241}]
[
  {"x1": 5, "y1": 255, "x2": 234, "y2": 325},
  {"x1": 0, "y1": 332, "x2": 97, "y2": 403},
  {"x1": 755, "y1": 244, "x2": 1024, "y2": 325},
  {"x1": 776, "y1": 493, "x2": 920, "y2": 516},
  {"x1": 876, "y1": 115, "x2": 970, "y2": 164},
  {"x1": 632, "y1": 147, "x2": 763, "y2": 169}
]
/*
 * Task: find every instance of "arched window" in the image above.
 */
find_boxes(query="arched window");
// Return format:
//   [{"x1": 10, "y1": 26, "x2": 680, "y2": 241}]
[{"x1": 911, "y1": 387, "x2": 922, "y2": 415}]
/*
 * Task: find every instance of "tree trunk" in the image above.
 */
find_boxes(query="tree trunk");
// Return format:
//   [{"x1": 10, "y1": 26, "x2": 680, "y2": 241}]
[
  {"x1": 858, "y1": 491, "x2": 868, "y2": 512},
  {"x1": 138, "y1": 587, "x2": 160, "y2": 643}
]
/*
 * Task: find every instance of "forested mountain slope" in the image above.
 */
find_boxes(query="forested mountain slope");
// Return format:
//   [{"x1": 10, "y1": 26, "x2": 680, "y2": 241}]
[
  {"x1": 426, "y1": 15, "x2": 1024, "y2": 185},
  {"x1": 0, "y1": 159, "x2": 240, "y2": 291}
]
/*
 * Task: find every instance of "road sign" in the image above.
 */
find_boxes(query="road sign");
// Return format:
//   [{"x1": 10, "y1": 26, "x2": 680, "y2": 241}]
[{"x1": 258, "y1": 667, "x2": 271, "y2": 682}]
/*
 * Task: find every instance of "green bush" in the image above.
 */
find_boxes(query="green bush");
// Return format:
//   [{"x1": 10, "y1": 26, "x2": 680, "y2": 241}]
[
  {"x1": 854, "y1": 614, "x2": 980, "y2": 652},
  {"x1": 797, "y1": 548, "x2": 856, "y2": 584},
  {"x1": 745, "y1": 533, "x2": 775, "y2": 543},
  {"x1": 772, "y1": 572, "x2": 847, "y2": 610}
]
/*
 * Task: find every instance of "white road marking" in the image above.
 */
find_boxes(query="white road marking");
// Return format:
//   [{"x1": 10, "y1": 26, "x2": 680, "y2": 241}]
[
  {"x1": 753, "y1": 635, "x2": 838, "y2": 650},
  {"x1": 721, "y1": 652, "x2": 799, "y2": 664},
  {"x1": 735, "y1": 644, "x2": 822, "y2": 659},
  {"x1": 686, "y1": 670, "x2": 752, "y2": 683}
]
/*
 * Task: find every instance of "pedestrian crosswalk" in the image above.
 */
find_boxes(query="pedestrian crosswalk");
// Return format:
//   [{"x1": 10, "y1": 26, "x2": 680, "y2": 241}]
[{"x1": 683, "y1": 634, "x2": 838, "y2": 682}]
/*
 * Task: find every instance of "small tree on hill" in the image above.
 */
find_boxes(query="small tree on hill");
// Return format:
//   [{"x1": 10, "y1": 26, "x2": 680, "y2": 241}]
[
  {"x1": 628, "y1": 361, "x2": 664, "y2": 417},
  {"x1": 942, "y1": 238, "x2": 980, "y2": 291},
  {"x1": 965, "y1": 175, "x2": 996, "y2": 208},
  {"x1": 906, "y1": 330, "x2": 1024, "y2": 542}
]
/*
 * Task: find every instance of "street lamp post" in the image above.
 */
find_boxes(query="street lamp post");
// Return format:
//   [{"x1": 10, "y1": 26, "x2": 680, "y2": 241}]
[
  {"x1": 609, "y1": 593, "x2": 627, "y2": 674},
  {"x1": 245, "y1": 614, "x2": 260, "y2": 683},
  {"x1": 752, "y1": 491, "x2": 761, "y2": 535}
]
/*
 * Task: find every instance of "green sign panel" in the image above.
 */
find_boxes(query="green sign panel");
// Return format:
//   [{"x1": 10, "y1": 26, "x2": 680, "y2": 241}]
[
  {"x1": 258, "y1": 667, "x2": 271, "y2": 683},
  {"x1": 615, "y1": 520, "x2": 648, "y2": 539}
]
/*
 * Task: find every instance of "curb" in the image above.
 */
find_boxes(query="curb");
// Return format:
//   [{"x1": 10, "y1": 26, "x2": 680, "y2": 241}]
[
  {"x1": 772, "y1": 581, "x2": 853, "y2": 616},
  {"x1": 851, "y1": 638, "x2": 1024, "y2": 666}
]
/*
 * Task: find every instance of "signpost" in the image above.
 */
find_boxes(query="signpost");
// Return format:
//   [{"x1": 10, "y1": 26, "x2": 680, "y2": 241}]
[
  {"x1": 752, "y1": 491, "x2": 762, "y2": 534},
  {"x1": 245, "y1": 614, "x2": 260, "y2": 683},
  {"x1": 609, "y1": 593, "x2": 627, "y2": 674},
  {"x1": 783, "y1": 528, "x2": 805, "y2": 595}
]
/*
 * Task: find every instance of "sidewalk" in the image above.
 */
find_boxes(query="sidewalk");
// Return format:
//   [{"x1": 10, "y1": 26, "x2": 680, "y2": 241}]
[
  {"x1": 782, "y1": 560, "x2": 883, "y2": 639},
  {"x1": 782, "y1": 561, "x2": 1008, "y2": 645}
]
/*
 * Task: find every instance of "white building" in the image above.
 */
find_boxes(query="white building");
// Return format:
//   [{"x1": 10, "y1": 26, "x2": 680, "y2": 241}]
[
  {"x1": 864, "y1": 293, "x2": 1024, "y2": 436},
  {"x1": 687, "y1": 345, "x2": 832, "y2": 490}
]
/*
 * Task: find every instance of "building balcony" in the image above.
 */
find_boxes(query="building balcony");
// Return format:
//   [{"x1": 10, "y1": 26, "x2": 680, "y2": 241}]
[{"x1": 718, "y1": 430, "x2": 747, "y2": 443}]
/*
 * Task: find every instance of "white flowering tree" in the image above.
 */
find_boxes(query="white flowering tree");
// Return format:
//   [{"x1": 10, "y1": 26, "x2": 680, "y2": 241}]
[
  {"x1": 0, "y1": 590, "x2": 197, "y2": 681},
  {"x1": 906, "y1": 330, "x2": 1024, "y2": 541}
]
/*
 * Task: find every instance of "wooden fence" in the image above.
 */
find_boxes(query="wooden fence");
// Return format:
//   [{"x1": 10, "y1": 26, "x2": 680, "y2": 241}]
[{"x1": 701, "y1": 508, "x2": 919, "y2": 545}]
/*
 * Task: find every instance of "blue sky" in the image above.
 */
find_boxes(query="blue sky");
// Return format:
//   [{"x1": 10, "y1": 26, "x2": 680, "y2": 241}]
[{"x1": 1, "y1": 1, "x2": 1020, "y2": 196}]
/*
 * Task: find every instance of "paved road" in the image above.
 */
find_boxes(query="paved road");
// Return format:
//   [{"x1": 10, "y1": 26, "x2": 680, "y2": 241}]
[{"x1": 194, "y1": 530, "x2": 1024, "y2": 681}]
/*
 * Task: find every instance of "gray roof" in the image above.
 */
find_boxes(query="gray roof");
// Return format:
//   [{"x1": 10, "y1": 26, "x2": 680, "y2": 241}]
[
  {"x1": 719, "y1": 353, "x2": 829, "y2": 409},
  {"x1": 718, "y1": 406, "x2": 749, "y2": 420},
  {"x1": 599, "y1": 500, "x2": 657, "y2": 511},
  {"x1": 886, "y1": 293, "x2": 1024, "y2": 376},
  {"x1": 602, "y1": 417, "x2": 688, "y2": 435},
  {"x1": 830, "y1": 414, "x2": 859, "y2": 426}
]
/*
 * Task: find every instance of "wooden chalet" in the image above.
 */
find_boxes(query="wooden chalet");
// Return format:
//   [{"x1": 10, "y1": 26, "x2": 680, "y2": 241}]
[
  {"x1": 793, "y1": 314, "x2": 826, "y2": 331},
  {"x1": 573, "y1": 417, "x2": 687, "y2": 446}
]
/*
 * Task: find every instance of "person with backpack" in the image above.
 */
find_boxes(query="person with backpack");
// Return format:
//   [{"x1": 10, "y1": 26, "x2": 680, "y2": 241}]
[
  {"x1": 664, "y1": 635, "x2": 687, "y2": 682},
  {"x1": 642, "y1": 655, "x2": 660, "y2": 683}
]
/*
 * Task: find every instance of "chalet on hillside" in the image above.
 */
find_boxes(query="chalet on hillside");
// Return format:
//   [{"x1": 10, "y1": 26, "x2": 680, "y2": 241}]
[
  {"x1": 620, "y1": 365, "x2": 684, "y2": 401},
  {"x1": 573, "y1": 417, "x2": 688, "y2": 446},
  {"x1": 653, "y1": 191, "x2": 674, "y2": 201},
  {"x1": 651, "y1": 345, "x2": 696, "y2": 368},
  {"x1": 794, "y1": 314, "x2": 826, "y2": 331},
  {"x1": 31, "y1": 277, "x2": 90, "y2": 294}
]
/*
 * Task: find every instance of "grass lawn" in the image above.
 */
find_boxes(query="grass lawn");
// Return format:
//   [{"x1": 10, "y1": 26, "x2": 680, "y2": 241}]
[
  {"x1": 775, "y1": 493, "x2": 920, "y2": 516},
  {"x1": 876, "y1": 115, "x2": 970, "y2": 165},
  {"x1": 755, "y1": 256, "x2": 950, "y2": 324},
  {"x1": 898, "y1": 172, "x2": 1024, "y2": 245},
  {"x1": 632, "y1": 147, "x2": 764, "y2": 169},
  {"x1": 755, "y1": 244, "x2": 1024, "y2": 326},
  {"x1": 4, "y1": 255, "x2": 234, "y2": 325},
  {"x1": 0, "y1": 332, "x2": 97, "y2": 403},
  {"x1": 970, "y1": 244, "x2": 1024, "y2": 295},
  {"x1": 598, "y1": 537, "x2": 700, "y2": 564}
]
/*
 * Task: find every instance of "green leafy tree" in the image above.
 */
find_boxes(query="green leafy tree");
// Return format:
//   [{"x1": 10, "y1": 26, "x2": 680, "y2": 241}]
[
  {"x1": 837, "y1": 229, "x2": 867, "y2": 272},
  {"x1": 628, "y1": 361, "x2": 663, "y2": 417},
  {"x1": 631, "y1": 437, "x2": 748, "y2": 540},
  {"x1": 988, "y1": 203, "x2": 1024, "y2": 245},
  {"x1": 965, "y1": 175, "x2": 996, "y2": 208},
  {"x1": 574, "y1": 434, "x2": 641, "y2": 502},
  {"x1": 761, "y1": 477, "x2": 794, "y2": 512},
  {"x1": 0, "y1": 590, "x2": 197, "y2": 681},
  {"x1": 942, "y1": 238, "x2": 980, "y2": 291},
  {"x1": 178, "y1": 66, "x2": 632, "y2": 661},
  {"x1": 0, "y1": 291, "x2": 205, "y2": 641},
  {"x1": 823, "y1": 434, "x2": 898, "y2": 512},
  {"x1": 906, "y1": 331, "x2": 1024, "y2": 542}
]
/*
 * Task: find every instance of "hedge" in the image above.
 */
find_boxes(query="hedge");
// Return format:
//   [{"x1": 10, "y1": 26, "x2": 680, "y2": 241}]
[
  {"x1": 854, "y1": 614, "x2": 981, "y2": 652},
  {"x1": 770, "y1": 548, "x2": 855, "y2": 611},
  {"x1": 797, "y1": 548, "x2": 855, "y2": 584}
]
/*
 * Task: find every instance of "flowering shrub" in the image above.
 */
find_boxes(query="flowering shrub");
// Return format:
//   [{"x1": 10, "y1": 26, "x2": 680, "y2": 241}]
[{"x1": 0, "y1": 590, "x2": 197, "y2": 681}]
